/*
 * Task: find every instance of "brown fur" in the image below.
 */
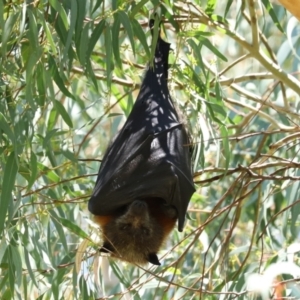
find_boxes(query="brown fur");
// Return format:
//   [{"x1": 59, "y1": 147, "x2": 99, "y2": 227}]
[{"x1": 94, "y1": 198, "x2": 177, "y2": 265}]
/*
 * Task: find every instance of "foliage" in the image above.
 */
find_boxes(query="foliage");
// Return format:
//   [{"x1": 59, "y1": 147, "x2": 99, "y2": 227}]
[{"x1": 0, "y1": 0, "x2": 300, "y2": 299}]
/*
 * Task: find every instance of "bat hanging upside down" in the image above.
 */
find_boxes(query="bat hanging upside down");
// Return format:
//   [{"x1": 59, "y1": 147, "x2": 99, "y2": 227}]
[{"x1": 88, "y1": 18, "x2": 195, "y2": 266}]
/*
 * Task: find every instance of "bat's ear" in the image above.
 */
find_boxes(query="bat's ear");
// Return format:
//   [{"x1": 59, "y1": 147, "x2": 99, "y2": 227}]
[
  {"x1": 99, "y1": 242, "x2": 113, "y2": 254},
  {"x1": 148, "y1": 253, "x2": 161, "y2": 265}
]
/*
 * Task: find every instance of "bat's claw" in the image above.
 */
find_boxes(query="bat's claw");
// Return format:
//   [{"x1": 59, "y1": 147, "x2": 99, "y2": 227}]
[{"x1": 148, "y1": 253, "x2": 161, "y2": 265}]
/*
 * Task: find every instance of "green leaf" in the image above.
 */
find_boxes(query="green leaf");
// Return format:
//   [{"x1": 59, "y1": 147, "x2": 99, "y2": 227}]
[
  {"x1": 49, "y1": 55, "x2": 74, "y2": 99},
  {"x1": 10, "y1": 246, "x2": 22, "y2": 287},
  {"x1": 111, "y1": 0, "x2": 118, "y2": 10},
  {"x1": 0, "y1": 112, "x2": 15, "y2": 143},
  {"x1": 182, "y1": 61, "x2": 206, "y2": 94},
  {"x1": 224, "y1": 0, "x2": 234, "y2": 18},
  {"x1": 18, "y1": 164, "x2": 30, "y2": 181},
  {"x1": 160, "y1": 2, "x2": 179, "y2": 31},
  {"x1": 118, "y1": 11, "x2": 135, "y2": 55},
  {"x1": 110, "y1": 260, "x2": 131, "y2": 286},
  {"x1": 43, "y1": 128, "x2": 59, "y2": 147},
  {"x1": 27, "y1": 9, "x2": 39, "y2": 50},
  {"x1": 36, "y1": 63, "x2": 46, "y2": 106},
  {"x1": 75, "y1": 0, "x2": 86, "y2": 44},
  {"x1": 47, "y1": 107, "x2": 58, "y2": 132},
  {"x1": 1, "y1": 12, "x2": 19, "y2": 58},
  {"x1": 61, "y1": 150, "x2": 77, "y2": 162},
  {"x1": 24, "y1": 248, "x2": 39, "y2": 288},
  {"x1": 41, "y1": 167, "x2": 60, "y2": 183},
  {"x1": 49, "y1": 211, "x2": 69, "y2": 252},
  {"x1": 26, "y1": 49, "x2": 42, "y2": 110},
  {"x1": 50, "y1": 3, "x2": 75, "y2": 65},
  {"x1": 130, "y1": 0, "x2": 150, "y2": 18},
  {"x1": 63, "y1": 0, "x2": 77, "y2": 63},
  {"x1": 261, "y1": 0, "x2": 284, "y2": 33},
  {"x1": 132, "y1": 19, "x2": 150, "y2": 57},
  {"x1": 0, "y1": 152, "x2": 18, "y2": 235},
  {"x1": 201, "y1": 38, "x2": 228, "y2": 62},
  {"x1": 8, "y1": 247, "x2": 15, "y2": 294},
  {"x1": 112, "y1": 15, "x2": 122, "y2": 68},
  {"x1": 92, "y1": 0, "x2": 104, "y2": 14},
  {"x1": 49, "y1": 0, "x2": 69, "y2": 30},
  {"x1": 0, "y1": 0, "x2": 4, "y2": 32},
  {"x1": 54, "y1": 100, "x2": 73, "y2": 128},
  {"x1": 77, "y1": 22, "x2": 90, "y2": 66},
  {"x1": 86, "y1": 19, "x2": 106, "y2": 64},
  {"x1": 39, "y1": 11, "x2": 57, "y2": 56},
  {"x1": 0, "y1": 237, "x2": 8, "y2": 266},
  {"x1": 105, "y1": 24, "x2": 113, "y2": 87},
  {"x1": 27, "y1": 151, "x2": 37, "y2": 190},
  {"x1": 58, "y1": 217, "x2": 89, "y2": 240},
  {"x1": 86, "y1": 59, "x2": 98, "y2": 90},
  {"x1": 205, "y1": 0, "x2": 217, "y2": 16}
]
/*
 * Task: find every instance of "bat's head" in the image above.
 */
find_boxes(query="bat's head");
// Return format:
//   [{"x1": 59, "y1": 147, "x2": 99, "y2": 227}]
[{"x1": 100, "y1": 200, "x2": 166, "y2": 265}]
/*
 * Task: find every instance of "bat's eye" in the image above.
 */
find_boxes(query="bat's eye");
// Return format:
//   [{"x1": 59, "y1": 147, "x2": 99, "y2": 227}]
[
  {"x1": 141, "y1": 227, "x2": 150, "y2": 236},
  {"x1": 121, "y1": 224, "x2": 130, "y2": 230}
]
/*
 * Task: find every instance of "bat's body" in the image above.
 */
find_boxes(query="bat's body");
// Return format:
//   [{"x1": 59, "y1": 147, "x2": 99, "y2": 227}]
[{"x1": 88, "y1": 20, "x2": 195, "y2": 265}]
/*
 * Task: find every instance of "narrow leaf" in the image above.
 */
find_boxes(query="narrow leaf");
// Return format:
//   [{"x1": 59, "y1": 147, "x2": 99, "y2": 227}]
[
  {"x1": 201, "y1": 38, "x2": 228, "y2": 62},
  {"x1": 118, "y1": 11, "x2": 135, "y2": 55},
  {"x1": 49, "y1": 55, "x2": 74, "y2": 99},
  {"x1": 26, "y1": 50, "x2": 42, "y2": 110},
  {"x1": 261, "y1": 0, "x2": 284, "y2": 33},
  {"x1": 112, "y1": 15, "x2": 122, "y2": 68},
  {"x1": 75, "y1": 0, "x2": 86, "y2": 44},
  {"x1": 24, "y1": 248, "x2": 38, "y2": 287},
  {"x1": 224, "y1": 0, "x2": 234, "y2": 18},
  {"x1": 132, "y1": 19, "x2": 150, "y2": 57},
  {"x1": 92, "y1": 0, "x2": 103, "y2": 14},
  {"x1": 86, "y1": 19, "x2": 106, "y2": 64},
  {"x1": 0, "y1": 0, "x2": 4, "y2": 32},
  {"x1": 63, "y1": 0, "x2": 77, "y2": 63},
  {"x1": 27, "y1": 151, "x2": 37, "y2": 190},
  {"x1": 1, "y1": 13, "x2": 19, "y2": 58},
  {"x1": 39, "y1": 11, "x2": 57, "y2": 55},
  {"x1": 58, "y1": 217, "x2": 89, "y2": 239},
  {"x1": 130, "y1": 0, "x2": 149, "y2": 18},
  {"x1": 0, "y1": 112, "x2": 14, "y2": 143},
  {"x1": 54, "y1": 100, "x2": 73, "y2": 128},
  {"x1": 49, "y1": 0, "x2": 69, "y2": 30},
  {"x1": 49, "y1": 211, "x2": 69, "y2": 252},
  {"x1": 27, "y1": 9, "x2": 39, "y2": 50},
  {"x1": 105, "y1": 24, "x2": 113, "y2": 87},
  {"x1": 10, "y1": 246, "x2": 22, "y2": 287},
  {"x1": 78, "y1": 22, "x2": 90, "y2": 66},
  {"x1": 0, "y1": 152, "x2": 18, "y2": 235}
]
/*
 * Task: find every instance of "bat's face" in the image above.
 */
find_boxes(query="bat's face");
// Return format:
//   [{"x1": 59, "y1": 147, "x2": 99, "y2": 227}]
[
  {"x1": 115, "y1": 200, "x2": 155, "y2": 235},
  {"x1": 100, "y1": 200, "x2": 165, "y2": 265}
]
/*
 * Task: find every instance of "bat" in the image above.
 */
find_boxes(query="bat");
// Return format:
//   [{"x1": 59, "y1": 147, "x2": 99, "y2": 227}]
[{"x1": 88, "y1": 19, "x2": 195, "y2": 265}]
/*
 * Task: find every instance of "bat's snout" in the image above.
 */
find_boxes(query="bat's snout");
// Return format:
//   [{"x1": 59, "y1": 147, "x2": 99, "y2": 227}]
[{"x1": 130, "y1": 200, "x2": 148, "y2": 214}]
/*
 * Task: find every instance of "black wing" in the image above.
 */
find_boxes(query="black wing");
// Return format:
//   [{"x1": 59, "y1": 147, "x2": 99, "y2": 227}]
[{"x1": 88, "y1": 22, "x2": 195, "y2": 231}]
